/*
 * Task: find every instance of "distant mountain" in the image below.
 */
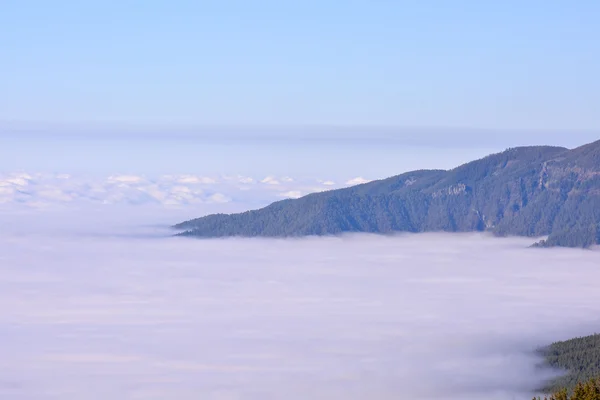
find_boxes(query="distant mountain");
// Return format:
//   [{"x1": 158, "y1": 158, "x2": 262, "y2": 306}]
[{"x1": 174, "y1": 140, "x2": 600, "y2": 248}]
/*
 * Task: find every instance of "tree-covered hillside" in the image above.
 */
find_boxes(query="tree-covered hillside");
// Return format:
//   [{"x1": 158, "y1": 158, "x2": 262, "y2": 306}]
[
  {"x1": 540, "y1": 334, "x2": 600, "y2": 393},
  {"x1": 175, "y1": 140, "x2": 600, "y2": 248},
  {"x1": 535, "y1": 377, "x2": 600, "y2": 400}
]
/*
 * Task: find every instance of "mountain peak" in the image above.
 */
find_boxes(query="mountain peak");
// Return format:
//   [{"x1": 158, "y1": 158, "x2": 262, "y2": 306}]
[{"x1": 174, "y1": 140, "x2": 600, "y2": 248}]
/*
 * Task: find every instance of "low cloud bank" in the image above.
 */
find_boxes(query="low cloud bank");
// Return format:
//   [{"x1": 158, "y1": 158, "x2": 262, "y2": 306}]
[
  {"x1": 0, "y1": 172, "x2": 353, "y2": 208},
  {"x1": 0, "y1": 211, "x2": 599, "y2": 399}
]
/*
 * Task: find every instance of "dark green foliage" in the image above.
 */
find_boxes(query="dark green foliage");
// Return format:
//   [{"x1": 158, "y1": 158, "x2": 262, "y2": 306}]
[
  {"x1": 540, "y1": 334, "x2": 600, "y2": 393},
  {"x1": 534, "y1": 377, "x2": 600, "y2": 400},
  {"x1": 174, "y1": 140, "x2": 600, "y2": 248}
]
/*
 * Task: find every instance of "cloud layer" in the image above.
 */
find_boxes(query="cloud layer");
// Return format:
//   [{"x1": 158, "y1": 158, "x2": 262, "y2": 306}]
[
  {"x1": 0, "y1": 172, "x2": 355, "y2": 208},
  {"x1": 1, "y1": 214, "x2": 599, "y2": 399}
]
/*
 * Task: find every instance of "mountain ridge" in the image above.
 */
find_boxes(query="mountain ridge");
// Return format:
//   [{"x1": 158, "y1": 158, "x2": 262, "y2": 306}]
[{"x1": 174, "y1": 140, "x2": 600, "y2": 247}]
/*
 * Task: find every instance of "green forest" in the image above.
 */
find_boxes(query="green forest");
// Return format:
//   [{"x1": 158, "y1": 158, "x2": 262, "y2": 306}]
[
  {"x1": 535, "y1": 377, "x2": 600, "y2": 400},
  {"x1": 534, "y1": 333, "x2": 600, "y2": 399}
]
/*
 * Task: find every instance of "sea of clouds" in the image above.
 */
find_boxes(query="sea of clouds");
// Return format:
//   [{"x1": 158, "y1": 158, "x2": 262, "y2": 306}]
[
  {"x1": 0, "y1": 171, "x2": 372, "y2": 208},
  {"x1": 1, "y1": 203, "x2": 600, "y2": 400}
]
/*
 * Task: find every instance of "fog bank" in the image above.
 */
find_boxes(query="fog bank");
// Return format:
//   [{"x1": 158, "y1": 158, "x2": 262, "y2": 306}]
[{"x1": 1, "y1": 216, "x2": 599, "y2": 399}]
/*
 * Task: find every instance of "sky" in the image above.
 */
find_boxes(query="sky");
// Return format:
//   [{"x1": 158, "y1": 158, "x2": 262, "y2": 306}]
[{"x1": 1, "y1": 0, "x2": 600, "y2": 131}]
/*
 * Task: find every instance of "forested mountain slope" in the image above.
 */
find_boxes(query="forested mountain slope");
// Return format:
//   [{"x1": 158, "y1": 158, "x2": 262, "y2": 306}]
[
  {"x1": 175, "y1": 140, "x2": 600, "y2": 248},
  {"x1": 540, "y1": 333, "x2": 600, "y2": 393}
]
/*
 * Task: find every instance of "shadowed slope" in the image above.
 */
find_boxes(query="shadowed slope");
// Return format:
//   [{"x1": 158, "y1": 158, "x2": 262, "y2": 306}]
[{"x1": 175, "y1": 141, "x2": 600, "y2": 247}]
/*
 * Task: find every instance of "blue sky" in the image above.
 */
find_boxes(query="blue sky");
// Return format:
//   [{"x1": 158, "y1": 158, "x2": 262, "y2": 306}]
[{"x1": 2, "y1": 0, "x2": 599, "y2": 131}]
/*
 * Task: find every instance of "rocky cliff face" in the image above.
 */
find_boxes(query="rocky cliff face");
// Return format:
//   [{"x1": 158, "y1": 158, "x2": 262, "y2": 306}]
[{"x1": 175, "y1": 140, "x2": 600, "y2": 248}]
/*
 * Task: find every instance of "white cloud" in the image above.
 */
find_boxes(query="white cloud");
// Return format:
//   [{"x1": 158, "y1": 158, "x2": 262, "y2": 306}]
[
  {"x1": 4, "y1": 177, "x2": 30, "y2": 186},
  {"x1": 0, "y1": 218, "x2": 598, "y2": 400},
  {"x1": 1, "y1": 172, "x2": 34, "y2": 187},
  {"x1": 0, "y1": 172, "x2": 379, "y2": 209},
  {"x1": 207, "y1": 193, "x2": 231, "y2": 203},
  {"x1": 107, "y1": 174, "x2": 144, "y2": 184},
  {"x1": 175, "y1": 175, "x2": 217, "y2": 184},
  {"x1": 278, "y1": 190, "x2": 302, "y2": 199},
  {"x1": 138, "y1": 185, "x2": 168, "y2": 202},
  {"x1": 0, "y1": 172, "x2": 257, "y2": 207},
  {"x1": 261, "y1": 176, "x2": 280, "y2": 185},
  {"x1": 37, "y1": 188, "x2": 73, "y2": 202},
  {"x1": 345, "y1": 177, "x2": 371, "y2": 185},
  {"x1": 0, "y1": 186, "x2": 15, "y2": 195}
]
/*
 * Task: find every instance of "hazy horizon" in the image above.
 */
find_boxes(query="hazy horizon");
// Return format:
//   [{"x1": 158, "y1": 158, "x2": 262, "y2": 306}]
[{"x1": 1, "y1": 129, "x2": 598, "y2": 178}]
